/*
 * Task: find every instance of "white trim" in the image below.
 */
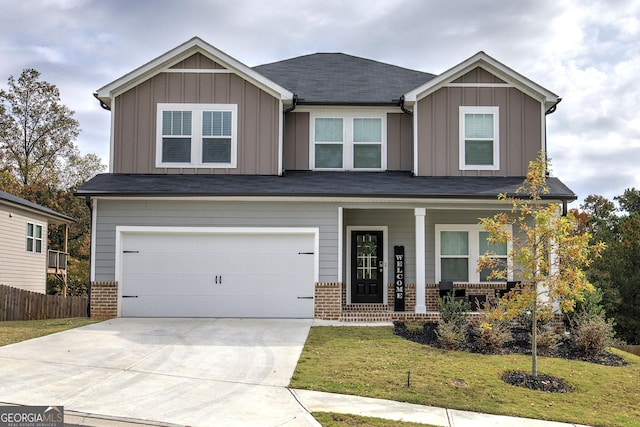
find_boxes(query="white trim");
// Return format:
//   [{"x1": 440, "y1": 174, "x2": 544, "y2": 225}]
[
  {"x1": 90, "y1": 198, "x2": 97, "y2": 282},
  {"x1": 434, "y1": 224, "x2": 513, "y2": 283},
  {"x1": 278, "y1": 100, "x2": 284, "y2": 175},
  {"x1": 445, "y1": 83, "x2": 513, "y2": 88},
  {"x1": 338, "y1": 206, "x2": 344, "y2": 283},
  {"x1": 403, "y1": 51, "x2": 559, "y2": 112},
  {"x1": 108, "y1": 98, "x2": 115, "y2": 173},
  {"x1": 25, "y1": 221, "x2": 44, "y2": 254},
  {"x1": 163, "y1": 69, "x2": 232, "y2": 74},
  {"x1": 413, "y1": 102, "x2": 419, "y2": 175},
  {"x1": 459, "y1": 106, "x2": 500, "y2": 171},
  {"x1": 309, "y1": 110, "x2": 387, "y2": 171},
  {"x1": 414, "y1": 208, "x2": 426, "y2": 313},
  {"x1": 96, "y1": 37, "x2": 293, "y2": 106},
  {"x1": 155, "y1": 103, "x2": 238, "y2": 168},
  {"x1": 115, "y1": 225, "x2": 320, "y2": 317},
  {"x1": 345, "y1": 226, "x2": 388, "y2": 305}
]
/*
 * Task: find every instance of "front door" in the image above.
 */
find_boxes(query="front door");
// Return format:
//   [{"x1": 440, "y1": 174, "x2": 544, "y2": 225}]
[{"x1": 351, "y1": 230, "x2": 384, "y2": 303}]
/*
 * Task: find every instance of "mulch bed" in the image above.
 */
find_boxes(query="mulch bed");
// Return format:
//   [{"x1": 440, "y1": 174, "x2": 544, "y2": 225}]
[{"x1": 393, "y1": 321, "x2": 627, "y2": 393}]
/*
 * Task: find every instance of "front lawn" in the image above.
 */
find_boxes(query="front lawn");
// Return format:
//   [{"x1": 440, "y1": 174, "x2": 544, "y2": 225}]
[
  {"x1": 0, "y1": 318, "x2": 102, "y2": 346},
  {"x1": 291, "y1": 326, "x2": 640, "y2": 427}
]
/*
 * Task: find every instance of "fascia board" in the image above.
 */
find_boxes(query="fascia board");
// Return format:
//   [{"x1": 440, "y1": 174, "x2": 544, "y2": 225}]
[
  {"x1": 95, "y1": 37, "x2": 293, "y2": 106},
  {"x1": 403, "y1": 52, "x2": 560, "y2": 109}
]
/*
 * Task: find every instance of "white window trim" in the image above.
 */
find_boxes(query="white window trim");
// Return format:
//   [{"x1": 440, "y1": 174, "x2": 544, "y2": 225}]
[
  {"x1": 459, "y1": 106, "x2": 499, "y2": 171},
  {"x1": 309, "y1": 111, "x2": 387, "y2": 171},
  {"x1": 26, "y1": 221, "x2": 43, "y2": 254},
  {"x1": 435, "y1": 224, "x2": 512, "y2": 283},
  {"x1": 156, "y1": 103, "x2": 238, "y2": 168}
]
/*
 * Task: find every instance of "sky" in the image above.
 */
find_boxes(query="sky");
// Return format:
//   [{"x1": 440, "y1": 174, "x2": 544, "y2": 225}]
[{"x1": 1, "y1": 0, "x2": 638, "y2": 207}]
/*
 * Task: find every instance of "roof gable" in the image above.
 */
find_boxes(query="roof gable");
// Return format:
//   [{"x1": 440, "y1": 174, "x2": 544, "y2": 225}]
[
  {"x1": 0, "y1": 190, "x2": 74, "y2": 224},
  {"x1": 254, "y1": 53, "x2": 435, "y2": 105},
  {"x1": 95, "y1": 37, "x2": 294, "y2": 107},
  {"x1": 403, "y1": 51, "x2": 560, "y2": 112}
]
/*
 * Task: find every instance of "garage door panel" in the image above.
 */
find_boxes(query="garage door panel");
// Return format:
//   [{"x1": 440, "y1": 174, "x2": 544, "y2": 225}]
[{"x1": 121, "y1": 231, "x2": 315, "y2": 318}]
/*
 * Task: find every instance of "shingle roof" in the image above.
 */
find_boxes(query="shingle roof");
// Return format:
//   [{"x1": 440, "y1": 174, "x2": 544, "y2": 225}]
[
  {"x1": 0, "y1": 190, "x2": 75, "y2": 223},
  {"x1": 253, "y1": 53, "x2": 435, "y2": 105},
  {"x1": 77, "y1": 171, "x2": 576, "y2": 201}
]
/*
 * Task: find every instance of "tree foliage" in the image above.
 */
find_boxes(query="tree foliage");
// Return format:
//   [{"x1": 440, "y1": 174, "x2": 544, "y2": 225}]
[
  {"x1": 0, "y1": 69, "x2": 105, "y2": 296},
  {"x1": 580, "y1": 188, "x2": 640, "y2": 344},
  {"x1": 478, "y1": 153, "x2": 605, "y2": 376},
  {"x1": 0, "y1": 69, "x2": 80, "y2": 188}
]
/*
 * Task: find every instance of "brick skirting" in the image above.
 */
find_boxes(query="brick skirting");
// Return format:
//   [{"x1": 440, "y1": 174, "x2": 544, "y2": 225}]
[{"x1": 90, "y1": 281, "x2": 118, "y2": 318}]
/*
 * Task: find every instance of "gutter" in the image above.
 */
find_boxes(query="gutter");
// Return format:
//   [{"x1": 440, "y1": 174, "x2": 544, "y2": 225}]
[
  {"x1": 93, "y1": 92, "x2": 111, "y2": 111},
  {"x1": 283, "y1": 94, "x2": 298, "y2": 113},
  {"x1": 545, "y1": 97, "x2": 562, "y2": 115}
]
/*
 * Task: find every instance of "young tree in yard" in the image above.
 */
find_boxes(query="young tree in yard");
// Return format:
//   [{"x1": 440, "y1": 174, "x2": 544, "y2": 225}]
[{"x1": 478, "y1": 153, "x2": 606, "y2": 377}]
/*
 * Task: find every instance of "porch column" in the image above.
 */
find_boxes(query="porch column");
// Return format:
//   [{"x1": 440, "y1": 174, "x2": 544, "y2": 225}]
[{"x1": 414, "y1": 208, "x2": 426, "y2": 313}]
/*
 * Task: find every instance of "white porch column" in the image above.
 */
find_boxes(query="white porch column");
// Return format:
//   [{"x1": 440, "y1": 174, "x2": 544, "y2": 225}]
[{"x1": 415, "y1": 208, "x2": 427, "y2": 313}]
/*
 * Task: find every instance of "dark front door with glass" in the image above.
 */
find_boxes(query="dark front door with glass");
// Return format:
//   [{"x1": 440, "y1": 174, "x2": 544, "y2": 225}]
[{"x1": 351, "y1": 230, "x2": 384, "y2": 303}]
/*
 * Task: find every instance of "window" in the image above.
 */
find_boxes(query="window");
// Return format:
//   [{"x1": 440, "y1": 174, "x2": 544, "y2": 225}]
[
  {"x1": 311, "y1": 112, "x2": 385, "y2": 170},
  {"x1": 459, "y1": 106, "x2": 499, "y2": 170},
  {"x1": 436, "y1": 224, "x2": 511, "y2": 282},
  {"x1": 26, "y1": 222, "x2": 43, "y2": 254},
  {"x1": 156, "y1": 103, "x2": 237, "y2": 168}
]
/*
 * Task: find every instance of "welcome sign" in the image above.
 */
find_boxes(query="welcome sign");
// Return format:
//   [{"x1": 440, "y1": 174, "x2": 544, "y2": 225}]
[{"x1": 394, "y1": 246, "x2": 405, "y2": 311}]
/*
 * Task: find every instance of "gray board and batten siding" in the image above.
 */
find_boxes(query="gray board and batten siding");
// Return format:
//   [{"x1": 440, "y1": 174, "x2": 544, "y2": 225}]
[
  {"x1": 112, "y1": 53, "x2": 280, "y2": 175},
  {"x1": 94, "y1": 199, "x2": 509, "y2": 285},
  {"x1": 416, "y1": 67, "x2": 543, "y2": 177}
]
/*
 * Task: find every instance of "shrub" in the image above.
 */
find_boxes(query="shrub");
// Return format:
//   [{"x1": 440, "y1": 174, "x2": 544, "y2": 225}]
[
  {"x1": 436, "y1": 320, "x2": 467, "y2": 350},
  {"x1": 476, "y1": 321, "x2": 513, "y2": 353},
  {"x1": 536, "y1": 326, "x2": 561, "y2": 350},
  {"x1": 570, "y1": 311, "x2": 615, "y2": 354},
  {"x1": 436, "y1": 296, "x2": 470, "y2": 350}
]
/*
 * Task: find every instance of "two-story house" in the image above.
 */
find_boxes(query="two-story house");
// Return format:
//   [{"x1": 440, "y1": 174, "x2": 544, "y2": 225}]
[{"x1": 78, "y1": 37, "x2": 575, "y2": 319}]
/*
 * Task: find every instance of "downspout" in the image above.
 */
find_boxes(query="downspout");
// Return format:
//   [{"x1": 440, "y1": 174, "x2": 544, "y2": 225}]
[
  {"x1": 93, "y1": 92, "x2": 111, "y2": 111},
  {"x1": 399, "y1": 95, "x2": 413, "y2": 116},
  {"x1": 280, "y1": 95, "x2": 298, "y2": 176},
  {"x1": 84, "y1": 196, "x2": 93, "y2": 317}
]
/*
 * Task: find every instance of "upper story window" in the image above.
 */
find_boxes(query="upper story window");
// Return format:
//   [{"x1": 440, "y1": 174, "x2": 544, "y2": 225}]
[
  {"x1": 311, "y1": 112, "x2": 386, "y2": 171},
  {"x1": 459, "y1": 106, "x2": 499, "y2": 171},
  {"x1": 156, "y1": 103, "x2": 237, "y2": 168},
  {"x1": 26, "y1": 222, "x2": 43, "y2": 254},
  {"x1": 435, "y1": 224, "x2": 511, "y2": 283}
]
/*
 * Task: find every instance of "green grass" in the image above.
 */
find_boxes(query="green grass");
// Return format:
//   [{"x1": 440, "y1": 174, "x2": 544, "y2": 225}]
[
  {"x1": 313, "y1": 412, "x2": 439, "y2": 427},
  {"x1": 291, "y1": 326, "x2": 640, "y2": 427},
  {"x1": 0, "y1": 318, "x2": 102, "y2": 346}
]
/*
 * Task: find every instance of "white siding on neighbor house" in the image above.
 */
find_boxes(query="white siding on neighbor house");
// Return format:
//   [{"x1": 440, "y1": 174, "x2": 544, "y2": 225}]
[
  {"x1": 0, "y1": 205, "x2": 47, "y2": 293},
  {"x1": 94, "y1": 200, "x2": 340, "y2": 283}
]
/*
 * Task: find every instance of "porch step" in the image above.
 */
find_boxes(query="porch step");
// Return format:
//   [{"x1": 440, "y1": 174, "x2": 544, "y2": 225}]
[
  {"x1": 338, "y1": 310, "x2": 444, "y2": 323},
  {"x1": 342, "y1": 304, "x2": 389, "y2": 312}
]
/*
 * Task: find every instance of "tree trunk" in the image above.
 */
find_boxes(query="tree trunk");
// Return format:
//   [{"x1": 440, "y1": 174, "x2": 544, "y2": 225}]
[{"x1": 532, "y1": 288, "x2": 538, "y2": 377}]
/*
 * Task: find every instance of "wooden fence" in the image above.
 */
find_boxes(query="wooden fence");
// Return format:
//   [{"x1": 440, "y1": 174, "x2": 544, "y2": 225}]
[
  {"x1": 615, "y1": 345, "x2": 640, "y2": 357},
  {"x1": 0, "y1": 284, "x2": 88, "y2": 321}
]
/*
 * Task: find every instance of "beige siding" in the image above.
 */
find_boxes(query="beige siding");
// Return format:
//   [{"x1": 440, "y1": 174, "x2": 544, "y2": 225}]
[
  {"x1": 113, "y1": 69, "x2": 281, "y2": 175},
  {"x1": 416, "y1": 84, "x2": 542, "y2": 177},
  {"x1": 169, "y1": 53, "x2": 224, "y2": 69},
  {"x1": 452, "y1": 67, "x2": 506, "y2": 84},
  {"x1": 283, "y1": 112, "x2": 310, "y2": 170},
  {"x1": 387, "y1": 113, "x2": 413, "y2": 171},
  {"x1": 283, "y1": 112, "x2": 412, "y2": 171},
  {"x1": 0, "y1": 205, "x2": 47, "y2": 293}
]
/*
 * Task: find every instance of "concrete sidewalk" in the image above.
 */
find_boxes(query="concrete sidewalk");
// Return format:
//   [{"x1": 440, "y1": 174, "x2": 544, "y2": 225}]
[{"x1": 292, "y1": 389, "x2": 591, "y2": 427}]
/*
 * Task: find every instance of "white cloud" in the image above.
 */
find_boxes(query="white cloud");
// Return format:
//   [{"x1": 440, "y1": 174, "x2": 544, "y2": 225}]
[{"x1": 0, "y1": 0, "x2": 638, "y2": 203}]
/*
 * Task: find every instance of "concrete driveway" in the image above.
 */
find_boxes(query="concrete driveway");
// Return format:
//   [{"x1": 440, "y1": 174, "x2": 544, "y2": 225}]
[{"x1": 0, "y1": 318, "x2": 317, "y2": 426}]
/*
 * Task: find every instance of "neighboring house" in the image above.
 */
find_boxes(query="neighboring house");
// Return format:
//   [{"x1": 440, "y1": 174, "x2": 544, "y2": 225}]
[
  {"x1": 78, "y1": 37, "x2": 575, "y2": 319},
  {"x1": 0, "y1": 190, "x2": 74, "y2": 294}
]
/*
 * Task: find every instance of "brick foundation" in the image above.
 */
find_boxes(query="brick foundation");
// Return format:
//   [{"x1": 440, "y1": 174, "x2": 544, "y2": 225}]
[
  {"x1": 314, "y1": 282, "x2": 341, "y2": 320},
  {"x1": 90, "y1": 281, "x2": 118, "y2": 318}
]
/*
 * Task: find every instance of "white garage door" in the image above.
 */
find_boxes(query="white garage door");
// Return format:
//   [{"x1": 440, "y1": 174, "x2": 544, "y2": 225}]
[{"x1": 119, "y1": 229, "x2": 316, "y2": 318}]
